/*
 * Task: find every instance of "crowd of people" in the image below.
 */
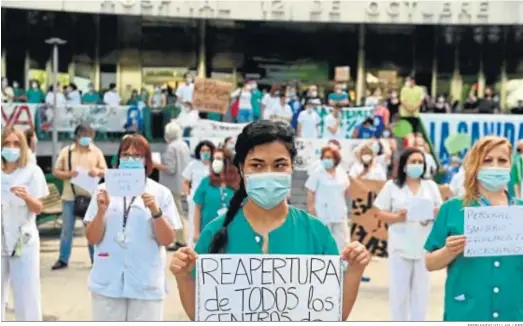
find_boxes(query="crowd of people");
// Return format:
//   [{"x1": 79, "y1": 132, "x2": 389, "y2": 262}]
[{"x1": 2, "y1": 113, "x2": 523, "y2": 321}]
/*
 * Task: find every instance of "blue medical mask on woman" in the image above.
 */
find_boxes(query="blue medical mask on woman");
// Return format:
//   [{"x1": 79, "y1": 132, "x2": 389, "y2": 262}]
[
  {"x1": 322, "y1": 158, "x2": 334, "y2": 169},
  {"x1": 1, "y1": 148, "x2": 20, "y2": 163},
  {"x1": 477, "y1": 167, "x2": 510, "y2": 191},
  {"x1": 201, "y1": 152, "x2": 211, "y2": 161},
  {"x1": 245, "y1": 172, "x2": 292, "y2": 210},
  {"x1": 79, "y1": 137, "x2": 92, "y2": 147},
  {"x1": 119, "y1": 157, "x2": 145, "y2": 169},
  {"x1": 406, "y1": 164, "x2": 424, "y2": 179}
]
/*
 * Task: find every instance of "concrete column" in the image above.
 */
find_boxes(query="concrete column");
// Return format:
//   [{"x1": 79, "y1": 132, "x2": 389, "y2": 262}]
[
  {"x1": 450, "y1": 43, "x2": 462, "y2": 103},
  {"x1": 431, "y1": 31, "x2": 438, "y2": 97},
  {"x1": 499, "y1": 27, "x2": 508, "y2": 112},
  {"x1": 68, "y1": 61, "x2": 76, "y2": 85},
  {"x1": 355, "y1": 24, "x2": 366, "y2": 106},
  {"x1": 477, "y1": 44, "x2": 486, "y2": 98},
  {"x1": 1, "y1": 50, "x2": 5, "y2": 77},
  {"x1": 24, "y1": 50, "x2": 30, "y2": 89},
  {"x1": 197, "y1": 19, "x2": 207, "y2": 78},
  {"x1": 94, "y1": 15, "x2": 101, "y2": 89}
]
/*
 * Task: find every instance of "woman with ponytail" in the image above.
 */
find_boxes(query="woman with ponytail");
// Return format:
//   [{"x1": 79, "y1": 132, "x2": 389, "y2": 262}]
[{"x1": 170, "y1": 120, "x2": 371, "y2": 321}]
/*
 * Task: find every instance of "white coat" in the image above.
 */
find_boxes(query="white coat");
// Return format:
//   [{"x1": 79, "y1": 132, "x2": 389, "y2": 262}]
[
  {"x1": 1, "y1": 163, "x2": 48, "y2": 321},
  {"x1": 84, "y1": 178, "x2": 182, "y2": 321}
]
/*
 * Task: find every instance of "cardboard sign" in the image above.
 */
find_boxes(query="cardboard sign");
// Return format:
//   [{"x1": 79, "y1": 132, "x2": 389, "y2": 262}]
[
  {"x1": 349, "y1": 179, "x2": 462, "y2": 257},
  {"x1": 192, "y1": 78, "x2": 234, "y2": 114},
  {"x1": 195, "y1": 254, "x2": 343, "y2": 322},
  {"x1": 104, "y1": 169, "x2": 145, "y2": 197},
  {"x1": 464, "y1": 206, "x2": 523, "y2": 257},
  {"x1": 334, "y1": 66, "x2": 350, "y2": 82},
  {"x1": 349, "y1": 179, "x2": 388, "y2": 257}
]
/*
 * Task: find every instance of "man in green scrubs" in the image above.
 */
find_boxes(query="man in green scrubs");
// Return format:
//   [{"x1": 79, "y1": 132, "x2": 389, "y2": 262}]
[
  {"x1": 26, "y1": 81, "x2": 45, "y2": 104},
  {"x1": 251, "y1": 82, "x2": 262, "y2": 121},
  {"x1": 425, "y1": 197, "x2": 523, "y2": 321},
  {"x1": 12, "y1": 81, "x2": 26, "y2": 103},
  {"x1": 511, "y1": 142, "x2": 523, "y2": 198},
  {"x1": 193, "y1": 176, "x2": 235, "y2": 234},
  {"x1": 82, "y1": 84, "x2": 101, "y2": 104}
]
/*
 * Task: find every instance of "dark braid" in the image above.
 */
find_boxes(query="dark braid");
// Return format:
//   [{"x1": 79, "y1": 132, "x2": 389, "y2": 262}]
[
  {"x1": 207, "y1": 120, "x2": 297, "y2": 254},
  {"x1": 208, "y1": 181, "x2": 247, "y2": 253}
]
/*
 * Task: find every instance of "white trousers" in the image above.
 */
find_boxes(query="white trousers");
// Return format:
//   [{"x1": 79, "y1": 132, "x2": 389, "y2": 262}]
[
  {"x1": 1, "y1": 244, "x2": 42, "y2": 321},
  {"x1": 187, "y1": 199, "x2": 196, "y2": 248},
  {"x1": 388, "y1": 253, "x2": 430, "y2": 321},
  {"x1": 326, "y1": 221, "x2": 347, "y2": 253},
  {"x1": 91, "y1": 293, "x2": 163, "y2": 321}
]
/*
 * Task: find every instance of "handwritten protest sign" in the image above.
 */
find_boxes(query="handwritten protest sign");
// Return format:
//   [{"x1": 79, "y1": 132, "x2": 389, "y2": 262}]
[
  {"x1": 195, "y1": 255, "x2": 342, "y2": 322},
  {"x1": 1, "y1": 103, "x2": 36, "y2": 131},
  {"x1": 349, "y1": 179, "x2": 388, "y2": 257},
  {"x1": 193, "y1": 78, "x2": 234, "y2": 114},
  {"x1": 104, "y1": 169, "x2": 145, "y2": 197},
  {"x1": 349, "y1": 179, "x2": 452, "y2": 257},
  {"x1": 334, "y1": 66, "x2": 350, "y2": 82},
  {"x1": 464, "y1": 206, "x2": 523, "y2": 257},
  {"x1": 71, "y1": 168, "x2": 100, "y2": 194}
]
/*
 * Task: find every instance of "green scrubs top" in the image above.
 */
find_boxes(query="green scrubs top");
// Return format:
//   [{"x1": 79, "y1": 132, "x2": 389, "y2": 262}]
[
  {"x1": 193, "y1": 176, "x2": 235, "y2": 232},
  {"x1": 82, "y1": 92, "x2": 101, "y2": 104},
  {"x1": 424, "y1": 197, "x2": 523, "y2": 322},
  {"x1": 206, "y1": 112, "x2": 222, "y2": 121},
  {"x1": 511, "y1": 155, "x2": 523, "y2": 194},
  {"x1": 195, "y1": 205, "x2": 339, "y2": 256},
  {"x1": 251, "y1": 89, "x2": 263, "y2": 120},
  {"x1": 13, "y1": 88, "x2": 25, "y2": 102},
  {"x1": 26, "y1": 89, "x2": 44, "y2": 104}
]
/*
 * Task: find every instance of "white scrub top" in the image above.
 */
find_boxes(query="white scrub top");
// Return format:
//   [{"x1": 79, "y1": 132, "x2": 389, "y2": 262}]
[
  {"x1": 449, "y1": 167, "x2": 465, "y2": 196},
  {"x1": 424, "y1": 153, "x2": 438, "y2": 179},
  {"x1": 182, "y1": 160, "x2": 210, "y2": 199},
  {"x1": 323, "y1": 113, "x2": 344, "y2": 140},
  {"x1": 348, "y1": 162, "x2": 387, "y2": 181},
  {"x1": 305, "y1": 167, "x2": 349, "y2": 223},
  {"x1": 373, "y1": 179, "x2": 443, "y2": 260},
  {"x1": 297, "y1": 110, "x2": 320, "y2": 138},
  {"x1": 84, "y1": 178, "x2": 182, "y2": 300},
  {"x1": 1, "y1": 164, "x2": 48, "y2": 255}
]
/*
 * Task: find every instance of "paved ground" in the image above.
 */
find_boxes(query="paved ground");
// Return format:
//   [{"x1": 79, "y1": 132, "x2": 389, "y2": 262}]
[{"x1": 5, "y1": 222, "x2": 446, "y2": 321}]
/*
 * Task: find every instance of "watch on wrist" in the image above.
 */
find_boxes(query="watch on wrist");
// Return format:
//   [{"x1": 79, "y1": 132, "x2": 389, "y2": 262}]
[{"x1": 152, "y1": 208, "x2": 163, "y2": 219}]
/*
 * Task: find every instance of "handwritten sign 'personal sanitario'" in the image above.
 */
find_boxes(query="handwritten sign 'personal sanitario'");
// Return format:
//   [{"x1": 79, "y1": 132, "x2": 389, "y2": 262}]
[
  {"x1": 464, "y1": 206, "x2": 523, "y2": 258},
  {"x1": 195, "y1": 255, "x2": 343, "y2": 322}
]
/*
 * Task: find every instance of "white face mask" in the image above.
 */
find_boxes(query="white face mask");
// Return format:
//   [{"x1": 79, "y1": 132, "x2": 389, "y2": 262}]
[
  {"x1": 32, "y1": 83, "x2": 38, "y2": 89},
  {"x1": 212, "y1": 159, "x2": 224, "y2": 174},
  {"x1": 2, "y1": 80, "x2": 7, "y2": 88},
  {"x1": 418, "y1": 146, "x2": 425, "y2": 153},
  {"x1": 361, "y1": 154, "x2": 373, "y2": 163}
]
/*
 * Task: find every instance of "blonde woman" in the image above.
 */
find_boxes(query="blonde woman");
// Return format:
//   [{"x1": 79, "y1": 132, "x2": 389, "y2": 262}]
[
  {"x1": 348, "y1": 144, "x2": 387, "y2": 181},
  {"x1": 425, "y1": 136, "x2": 523, "y2": 321},
  {"x1": 1, "y1": 127, "x2": 48, "y2": 321}
]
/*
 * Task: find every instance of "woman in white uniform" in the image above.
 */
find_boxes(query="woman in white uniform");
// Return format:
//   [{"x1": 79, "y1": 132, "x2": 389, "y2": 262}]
[
  {"x1": 305, "y1": 145, "x2": 350, "y2": 252},
  {"x1": 349, "y1": 144, "x2": 387, "y2": 181},
  {"x1": 84, "y1": 134, "x2": 182, "y2": 321},
  {"x1": 373, "y1": 147, "x2": 442, "y2": 321},
  {"x1": 182, "y1": 140, "x2": 214, "y2": 247},
  {"x1": 1, "y1": 127, "x2": 48, "y2": 321}
]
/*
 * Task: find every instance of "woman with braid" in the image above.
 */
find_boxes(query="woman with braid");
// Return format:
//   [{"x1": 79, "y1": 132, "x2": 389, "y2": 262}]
[{"x1": 170, "y1": 120, "x2": 371, "y2": 321}]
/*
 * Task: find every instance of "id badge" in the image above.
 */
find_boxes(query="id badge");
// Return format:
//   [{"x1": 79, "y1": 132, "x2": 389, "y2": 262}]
[
  {"x1": 115, "y1": 231, "x2": 129, "y2": 247},
  {"x1": 217, "y1": 207, "x2": 228, "y2": 217}
]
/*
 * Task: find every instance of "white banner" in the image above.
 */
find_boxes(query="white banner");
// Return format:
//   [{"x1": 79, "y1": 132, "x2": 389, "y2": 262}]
[
  {"x1": 1, "y1": 103, "x2": 37, "y2": 131},
  {"x1": 41, "y1": 104, "x2": 130, "y2": 132},
  {"x1": 190, "y1": 106, "x2": 375, "y2": 140},
  {"x1": 421, "y1": 113, "x2": 523, "y2": 160},
  {"x1": 195, "y1": 254, "x2": 342, "y2": 322},
  {"x1": 184, "y1": 137, "x2": 364, "y2": 172}
]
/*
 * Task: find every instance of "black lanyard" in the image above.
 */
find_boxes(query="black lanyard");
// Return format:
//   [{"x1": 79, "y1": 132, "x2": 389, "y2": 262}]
[{"x1": 122, "y1": 196, "x2": 137, "y2": 229}]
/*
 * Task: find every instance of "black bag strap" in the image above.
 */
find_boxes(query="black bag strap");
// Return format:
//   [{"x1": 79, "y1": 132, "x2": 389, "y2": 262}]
[{"x1": 68, "y1": 146, "x2": 77, "y2": 197}]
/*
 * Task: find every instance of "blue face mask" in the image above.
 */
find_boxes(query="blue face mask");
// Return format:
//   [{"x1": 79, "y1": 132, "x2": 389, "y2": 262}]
[
  {"x1": 406, "y1": 164, "x2": 424, "y2": 179},
  {"x1": 477, "y1": 167, "x2": 510, "y2": 191},
  {"x1": 201, "y1": 152, "x2": 211, "y2": 161},
  {"x1": 79, "y1": 137, "x2": 92, "y2": 147},
  {"x1": 245, "y1": 172, "x2": 291, "y2": 210},
  {"x1": 119, "y1": 157, "x2": 145, "y2": 169},
  {"x1": 322, "y1": 158, "x2": 334, "y2": 169},
  {"x1": 1, "y1": 147, "x2": 20, "y2": 163}
]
